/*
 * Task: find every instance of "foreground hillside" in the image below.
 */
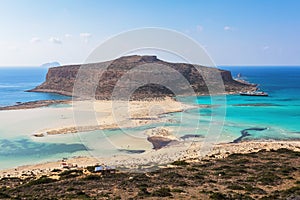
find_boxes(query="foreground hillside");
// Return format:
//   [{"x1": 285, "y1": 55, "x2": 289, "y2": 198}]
[
  {"x1": 0, "y1": 148, "x2": 299, "y2": 199},
  {"x1": 29, "y1": 55, "x2": 255, "y2": 99}
]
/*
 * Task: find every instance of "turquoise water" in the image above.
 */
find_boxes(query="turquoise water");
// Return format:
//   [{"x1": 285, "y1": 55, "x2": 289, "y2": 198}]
[
  {"x1": 208, "y1": 66, "x2": 300, "y2": 141},
  {"x1": 84, "y1": 66, "x2": 300, "y2": 157},
  {"x1": 0, "y1": 66, "x2": 299, "y2": 169},
  {"x1": 0, "y1": 137, "x2": 87, "y2": 169},
  {"x1": 162, "y1": 67, "x2": 300, "y2": 143}
]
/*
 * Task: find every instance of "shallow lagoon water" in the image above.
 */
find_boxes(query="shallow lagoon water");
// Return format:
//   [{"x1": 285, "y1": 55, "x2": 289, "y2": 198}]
[{"x1": 0, "y1": 66, "x2": 299, "y2": 169}]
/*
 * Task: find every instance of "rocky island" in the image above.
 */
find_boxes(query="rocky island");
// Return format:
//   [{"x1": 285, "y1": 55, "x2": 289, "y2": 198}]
[{"x1": 29, "y1": 55, "x2": 256, "y2": 99}]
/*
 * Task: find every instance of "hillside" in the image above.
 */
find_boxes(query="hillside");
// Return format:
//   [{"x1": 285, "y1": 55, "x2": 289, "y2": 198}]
[{"x1": 0, "y1": 149, "x2": 299, "y2": 199}]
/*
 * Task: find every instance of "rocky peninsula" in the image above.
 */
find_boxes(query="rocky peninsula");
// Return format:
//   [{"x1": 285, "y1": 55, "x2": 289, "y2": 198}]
[{"x1": 29, "y1": 55, "x2": 256, "y2": 99}]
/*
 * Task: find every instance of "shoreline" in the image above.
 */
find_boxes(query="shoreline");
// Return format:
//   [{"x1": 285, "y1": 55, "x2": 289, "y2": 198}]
[
  {"x1": 0, "y1": 99, "x2": 71, "y2": 111},
  {"x1": 1, "y1": 94, "x2": 299, "y2": 179},
  {"x1": 1, "y1": 140, "x2": 299, "y2": 178},
  {"x1": 0, "y1": 92, "x2": 235, "y2": 111},
  {"x1": 0, "y1": 97, "x2": 197, "y2": 171},
  {"x1": 29, "y1": 98, "x2": 195, "y2": 137}
]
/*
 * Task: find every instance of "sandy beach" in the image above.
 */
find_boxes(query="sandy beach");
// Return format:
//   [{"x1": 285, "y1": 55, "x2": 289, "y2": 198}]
[
  {"x1": 1, "y1": 140, "x2": 300, "y2": 178},
  {"x1": 0, "y1": 98, "x2": 194, "y2": 169},
  {"x1": 0, "y1": 97, "x2": 192, "y2": 137},
  {"x1": 1, "y1": 98, "x2": 300, "y2": 178},
  {"x1": 31, "y1": 97, "x2": 194, "y2": 136}
]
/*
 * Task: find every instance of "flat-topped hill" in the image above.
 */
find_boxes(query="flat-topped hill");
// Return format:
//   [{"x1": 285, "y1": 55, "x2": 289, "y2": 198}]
[{"x1": 29, "y1": 55, "x2": 256, "y2": 99}]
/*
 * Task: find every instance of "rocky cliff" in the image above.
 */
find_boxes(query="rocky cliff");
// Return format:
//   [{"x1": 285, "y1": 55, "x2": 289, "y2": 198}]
[{"x1": 29, "y1": 55, "x2": 256, "y2": 99}]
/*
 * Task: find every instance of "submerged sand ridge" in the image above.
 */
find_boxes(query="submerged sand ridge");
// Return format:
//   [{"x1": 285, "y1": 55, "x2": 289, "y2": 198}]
[
  {"x1": 30, "y1": 98, "x2": 194, "y2": 137},
  {"x1": 0, "y1": 97, "x2": 197, "y2": 170},
  {"x1": 0, "y1": 98, "x2": 197, "y2": 164},
  {"x1": 1, "y1": 94, "x2": 300, "y2": 175}
]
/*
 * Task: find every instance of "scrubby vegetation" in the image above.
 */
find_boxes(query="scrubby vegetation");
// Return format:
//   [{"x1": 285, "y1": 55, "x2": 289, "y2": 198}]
[{"x1": 0, "y1": 148, "x2": 299, "y2": 199}]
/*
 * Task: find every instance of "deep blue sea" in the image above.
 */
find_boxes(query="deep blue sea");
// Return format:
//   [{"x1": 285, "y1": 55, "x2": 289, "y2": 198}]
[
  {"x1": 0, "y1": 66, "x2": 299, "y2": 169},
  {"x1": 0, "y1": 67, "x2": 70, "y2": 107}
]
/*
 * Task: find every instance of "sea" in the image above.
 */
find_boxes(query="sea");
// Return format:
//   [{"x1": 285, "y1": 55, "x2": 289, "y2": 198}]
[
  {"x1": 0, "y1": 67, "x2": 69, "y2": 107},
  {"x1": 0, "y1": 66, "x2": 299, "y2": 169}
]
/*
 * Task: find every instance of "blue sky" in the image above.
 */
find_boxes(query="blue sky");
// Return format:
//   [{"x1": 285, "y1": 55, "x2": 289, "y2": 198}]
[{"x1": 0, "y1": 0, "x2": 299, "y2": 66}]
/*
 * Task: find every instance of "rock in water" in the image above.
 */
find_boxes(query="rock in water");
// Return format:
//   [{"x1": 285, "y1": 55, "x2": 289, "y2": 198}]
[
  {"x1": 147, "y1": 136, "x2": 175, "y2": 150},
  {"x1": 40, "y1": 62, "x2": 61, "y2": 68},
  {"x1": 145, "y1": 127, "x2": 178, "y2": 149}
]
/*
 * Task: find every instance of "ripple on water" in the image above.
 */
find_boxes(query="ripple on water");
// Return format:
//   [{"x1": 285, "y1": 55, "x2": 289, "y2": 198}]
[
  {"x1": 232, "y1": 103, "x2": 281, "y2": 107},
  {"x1": 0, "y1": 138, "x2": 87, "y2": 156}
]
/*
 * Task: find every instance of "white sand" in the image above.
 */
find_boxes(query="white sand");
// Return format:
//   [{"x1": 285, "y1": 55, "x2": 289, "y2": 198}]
[
  {"x1": 0, "y1": 98, "x2": 194, "y2": 172},
  {"x1": 1, "y1": 140, "x2": 300, "y2": 178},
  {"x1": 0, "y1": 98, "x2": 192, "y2": 138},
  {"x1": 1, "y1": 98, "x2": 300, "y2": 177},
  {"x1": 32, "y1": 97, "x2": 192, "y2": 135}
]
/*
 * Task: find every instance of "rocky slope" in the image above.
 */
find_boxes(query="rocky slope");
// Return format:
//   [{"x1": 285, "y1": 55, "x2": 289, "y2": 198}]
[
  {"x1": 0, "y1": 148, "x2": 299, "y2": 199},
  {"x1": 29, "y1": 55, "x2": 256, "y2": 99}
]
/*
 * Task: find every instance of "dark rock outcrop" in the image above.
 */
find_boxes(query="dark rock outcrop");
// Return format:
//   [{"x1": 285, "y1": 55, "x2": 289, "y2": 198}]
[
  {"x1": 29, "y1": 55, "x2": 256, "y2": 99},
  {"x1": 147, "y1": 136, "x2": 177, "y2": 150}
]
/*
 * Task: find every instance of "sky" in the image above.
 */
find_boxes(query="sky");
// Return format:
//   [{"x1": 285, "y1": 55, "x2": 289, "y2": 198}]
[{"x1": 0, "y1": 0, "x2": 300, "y2": 66}]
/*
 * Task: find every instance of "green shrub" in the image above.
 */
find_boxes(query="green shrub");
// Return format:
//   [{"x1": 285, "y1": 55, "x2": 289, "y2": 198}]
[
  {"x1": 83, "y1": 174, "x2": 101, "y2": 180},
  {"x1": 243, "y1": 184, "x2": 266, "y2": 194},
  {"x1": 172, "y1": 188, "x2": 185, "y2": 193},
  {"x1": 59, "y1": 169, "x2": 83, "y2": 179},
  {"x1": 258, "y1": 172, "x2": 281, "y2": 185},
  {"x1": 0, "y1": 177, "x2": 20, "y2": 180},
  {"x1": 66, "y1": 187, "x2": 76, "y2": 191},
  {"x1": 177, "y1": 181, "x2": 188, "y2": 186},
  {"x1": 210, "y1": 192, "x2": 227, "y2": 200},
  {"x1": 192, "y1": 171, "x2": 207, "y2": 181},
  {"x1": 65, "y1": 191, "x2": 90, "y2": 199},
  {"x1": 86, "y1": 166, "x2": 96, "y2": 173},
  {"x1": 26, "y1": 176, "x2": 56, "y2": 186},
  {"x1": 162, "y1": 171, "x2": 183, "y2": 178},
  {"x1": 187, "y1": 167, "x2": 199, "y2": 171},
  {"x1": 227, "y1": 184, "x2": 244, "y2": 190},
  {"x1": 233, "y1": 158, "x2": 249, "y2": 164},
  {"x1": 275, "y1": 148, "x2": 293, "y2": 153},
  {"x1": 152, "y1": 187, "x2": 172, "y2": 197},
  {"x1": 0, "y1": 192, "x2": 10, "y2": 199},
  {"x1": 172, "y1": 160, "x2": 189, "y2": 166},
  {"x1": 138, "y1": 186, "x2": 151, "y2": 196},
  {"x1": 51, "y1": 169, "x2": 62, "y2": 173},
  {"x1": 213, "y1": 165, "x2": 232, "y2": 170},
  {"x1": 283, "y1": 186, "x2": 300, "y2": 195},
  {"x1": 228, "y1": 153, "x2": 243, "y2": 159}
]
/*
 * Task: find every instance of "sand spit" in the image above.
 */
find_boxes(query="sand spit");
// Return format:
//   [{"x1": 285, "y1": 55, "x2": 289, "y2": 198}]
[
  {"x1": 29, "y1": 97, "x2": 194, "y2": 136},
  {"x1": 0, "y1": 100, "x2": 70, "y2": 110}
]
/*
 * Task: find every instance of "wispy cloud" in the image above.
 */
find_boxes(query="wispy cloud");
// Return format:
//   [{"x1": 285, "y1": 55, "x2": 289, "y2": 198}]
[
  {"x1": 30, "y1": 37, "x2": 41, "y2": 43},
  {"x1": 224, "y1": 26, "x2": 233, "y2": 31},
  {"x1": 196, "y1": 25, "x2": 203, "y2": 32},
  {"x1": 49, "y1": 37, "x2": 62, "y2": 44},
  {"x1": 263, "y1": 46, "x2": 270, "y2": 51},
  {"x1": 80, "y1": 32, "x2": 92, "y2": 42},
  {"x1": 64, "y1": 34, "x2": 72, "y2": 38}
]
